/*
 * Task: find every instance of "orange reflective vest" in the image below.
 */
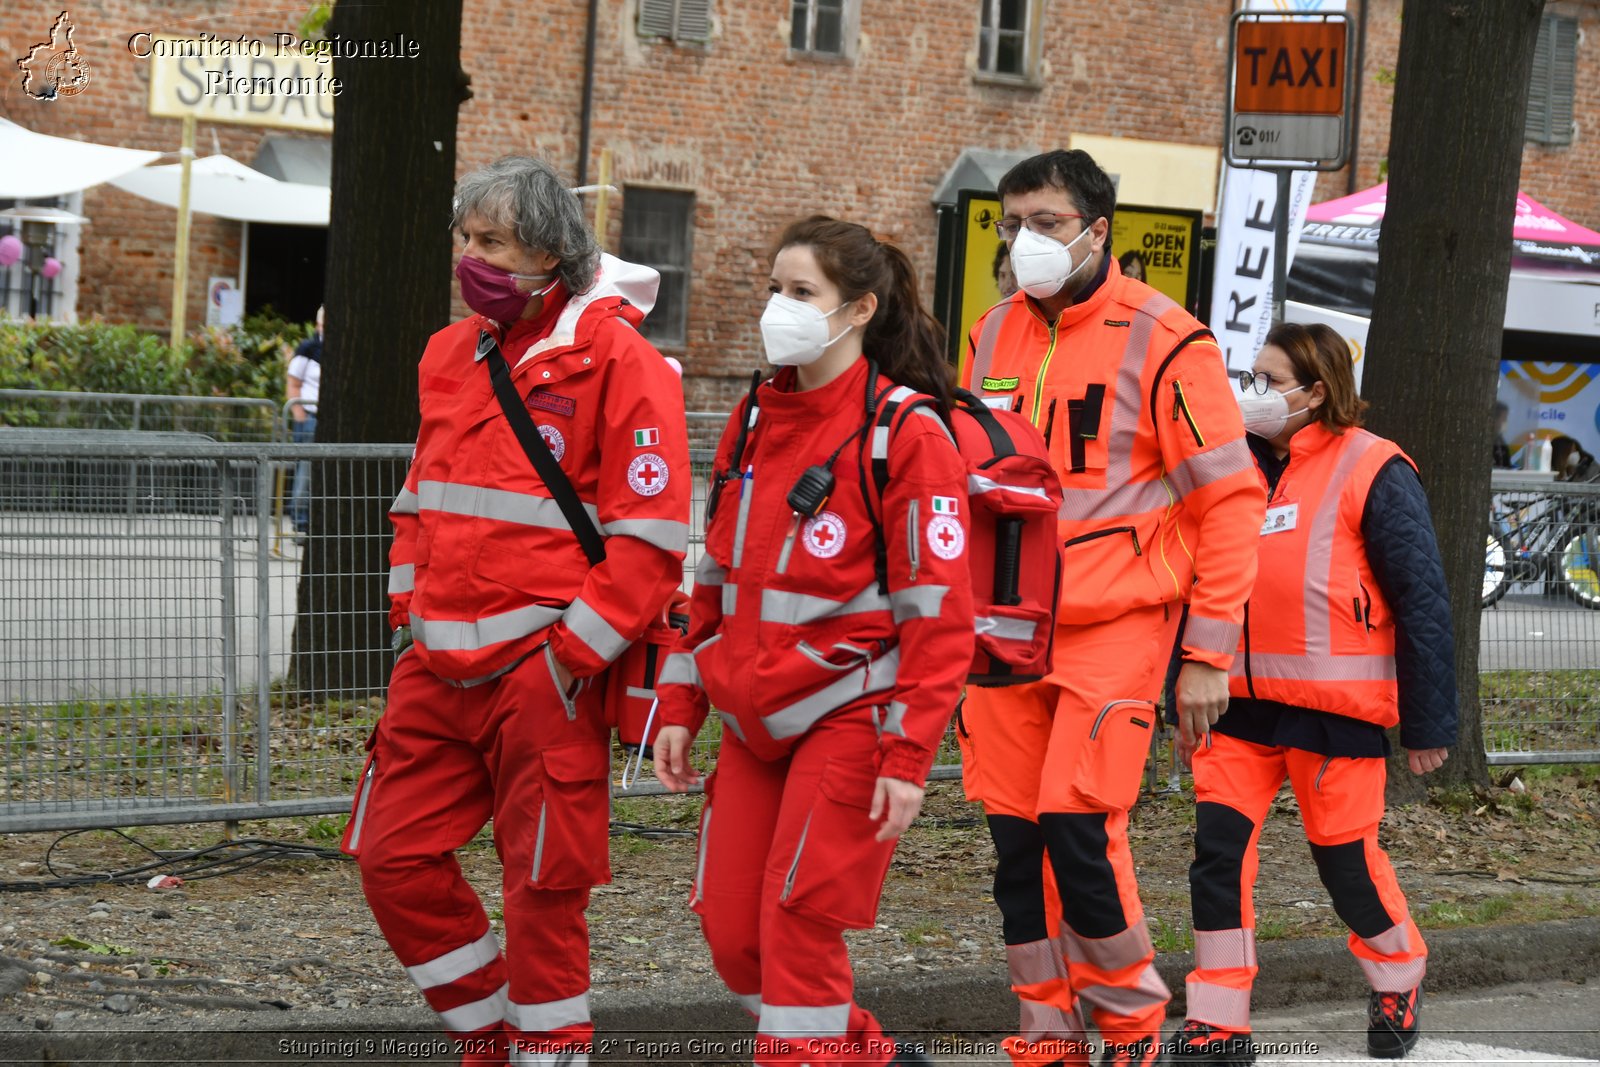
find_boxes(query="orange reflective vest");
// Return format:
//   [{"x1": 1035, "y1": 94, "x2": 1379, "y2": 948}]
[
  {"x1": 963, "y1": 262, "x2": 1266, "y2": 669},
  {"x1": 1228, "y1": 423, "x2": 1410, "y2": 727}
]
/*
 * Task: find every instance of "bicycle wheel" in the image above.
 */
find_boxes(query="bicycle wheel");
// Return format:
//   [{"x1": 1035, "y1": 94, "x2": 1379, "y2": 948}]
[
  {"x1": 1483, "y1": 533, "x2": 1512, "y2": 607},
  {"x1": 1559, "y1": 525, "x2": 1600, "y2": 609}
]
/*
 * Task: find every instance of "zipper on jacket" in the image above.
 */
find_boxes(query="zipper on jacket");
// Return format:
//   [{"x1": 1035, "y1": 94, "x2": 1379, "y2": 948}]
[
  {"x1": 1357, "y1": 578, "x2": 1374, "y2": 632},
  {"x1": 906, "y1": 499, "x2": 920, "y2": 581},
  {"x1": 1043, "y1": 398, "x2": 1058, "y2": 451},
  {"x1": 346, "y1": 755, "x2": 378, "y2": 852},
  {"x1": 530, "y1": 799, "x2": 549, "y2": 883},
  {"x1": 1064, "y1": 525, "x2": 1142, "y2": 556},
  {"x1": 1242, "y1": 601, "x2": 1257, "y2": 698},
  {"x1": 1172, "y1": 381, "x2": 1205, "y2": 447},
  {"x1": 1090, "y1": 699, "x2": 1151, "y2": 739},
  {"x1": 1028, "y1": 318, "x2": 1061, "y2": 426}
]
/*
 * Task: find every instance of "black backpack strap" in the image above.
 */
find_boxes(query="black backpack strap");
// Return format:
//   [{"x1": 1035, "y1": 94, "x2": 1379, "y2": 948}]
[
  {"x1": 481, "y1": 329, "x2": 607, "y2": 565},
  {"x1": 859, "y1": 387, "x2": 939, "y2": 595},
  {"x1": 954, "y1": 387, "x2": 1016, "y2": 460},
  {"x1": 707, "y1": 369, "x2": 763, "y2": 524},
  {"x1": 1146, "y1": 328, "x2": 1215, "y2": 431}
]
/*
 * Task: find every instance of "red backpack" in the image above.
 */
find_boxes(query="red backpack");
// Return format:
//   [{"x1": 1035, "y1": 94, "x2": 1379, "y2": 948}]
[{"x1": 866, "y1": 387, "x2": 1063, "y2": 686}]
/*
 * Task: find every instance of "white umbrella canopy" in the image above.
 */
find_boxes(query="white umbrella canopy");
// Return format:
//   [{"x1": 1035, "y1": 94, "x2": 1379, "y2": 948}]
[
  {"x1": 0, "y1": 118, "x2": 163, "y2": 199},
  {"x1": 110, "y1": 154, "x2": 330, "y2": 226}
]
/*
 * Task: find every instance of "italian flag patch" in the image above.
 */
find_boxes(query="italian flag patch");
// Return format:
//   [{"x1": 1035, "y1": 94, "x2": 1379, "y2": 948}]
[
  {"x1": 932, "y1": 496, "x2": 958, "y2": 515},
  {"x1": 633, "y1": 427, "x2": 659, "y2": 447}
]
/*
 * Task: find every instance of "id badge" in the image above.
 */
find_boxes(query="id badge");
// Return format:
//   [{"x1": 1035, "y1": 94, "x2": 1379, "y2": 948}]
[{"x1": 1261, "y1": 502, "x2": 1299, "y2": 536}]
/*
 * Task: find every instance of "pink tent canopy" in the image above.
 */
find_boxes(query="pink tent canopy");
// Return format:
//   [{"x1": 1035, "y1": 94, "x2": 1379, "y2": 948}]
[{"x1": 1304, "y1": 181, "x2": 1600, "y2": 267}]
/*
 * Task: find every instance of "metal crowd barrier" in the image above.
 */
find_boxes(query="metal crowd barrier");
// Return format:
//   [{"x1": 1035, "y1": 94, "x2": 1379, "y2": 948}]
[
  {"x1": 1, "y1": 439, "x2": 1595, "y2": 834},
  {"x1": 0, "y1": 388, "x2": 282, "y2": 442}
]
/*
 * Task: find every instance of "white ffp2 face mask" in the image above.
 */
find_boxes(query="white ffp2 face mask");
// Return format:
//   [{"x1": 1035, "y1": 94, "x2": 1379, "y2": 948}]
[
  {"x1": 1010, "y1": 223, "x2": 1097, "y2": 300},
  {"x1": 760, "y1": 293, "x2": 854, "y2": 366},
  {"x1": 1238, "y1": 384, "x2": 1309, "y2": 439}
]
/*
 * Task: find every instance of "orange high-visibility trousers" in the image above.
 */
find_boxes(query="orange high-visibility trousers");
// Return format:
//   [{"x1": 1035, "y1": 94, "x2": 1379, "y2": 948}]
[
  {"x1": 1182, "y1": 732, "x2": 1427, "y2": 1033},
  {"x1": 961, "y1": 604, "x2": 1178, "y2": 1052}
]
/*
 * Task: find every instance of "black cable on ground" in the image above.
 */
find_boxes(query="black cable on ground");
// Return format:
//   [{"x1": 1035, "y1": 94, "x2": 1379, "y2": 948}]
[{"x1": 0, "y1": 829, "x2": 347, "y2": 893}]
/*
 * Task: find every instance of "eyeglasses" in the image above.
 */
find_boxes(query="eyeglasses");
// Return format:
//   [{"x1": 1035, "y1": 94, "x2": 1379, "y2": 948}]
[
  {"x1": 1238, "y1": 370, "x2": 1297, "y2": 395},
  {"x1": 995, "y1": 212, "x2": 1086, "y2": 241}
]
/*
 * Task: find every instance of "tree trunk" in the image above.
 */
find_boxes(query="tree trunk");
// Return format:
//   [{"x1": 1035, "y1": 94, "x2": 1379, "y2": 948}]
[
  {"x1": 291, "y1": 0, "x2": 470, "y2": 697},
  {"x1": 1361, "y1": 0, "x2": 1546, "y2": 799}
]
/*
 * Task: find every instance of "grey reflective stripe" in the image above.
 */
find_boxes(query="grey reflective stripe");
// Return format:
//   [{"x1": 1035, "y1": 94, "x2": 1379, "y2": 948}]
[
  {"x1": 882, "y1": 700, "x2": 908, "y2": 738},
  {"x1": 346, "y1": 759, "x2": 377, "y2": 851},
  {"x1": 737, "y1": 992, "x2": 761, "y2": 1016},
  {"x1": 780, "y1": 813, "x2": 810, "y2": 901},
  {"x1": 659, "y1": 652, "x2": 700, "y2": 688},
  {"x1": 1058, "y1": 477, "x2": 1173, "y2": 523},
  {"x1": 1076, "y1": 964, "x2": 1169, "y2": 1018},
  {"x1": 968, "y1": 302, "x2": 1014, "y2": 386},
  {"x1": 1244, "y1": 651, "x2": 1396, "y2": 682},
  {"x1": 417, "y1": 480, "x2": 600, "y2": 531},
  {"x1": 872, "y1": 425, "x2": 891, "y2": 460},
  {"x1": 969, "y1": 473, "x2": 1054, "y2": 501},
  {"x1": 1357, "y1": 955, "x2": 1427, "y2": 993},
  {"x1": 717, "y1": 710, "x2": 746, "y2": 742},
  {"x1": 760, "y1": 584, "x2": 891, "y2": 627},
  {"x1": 391, "y1": 486, "x2": 420, "y2": 514},
  {"x1": 1019, "y1": 999, "x2": 1087, "y2": 1043},
  {"x1": 690, "y1": 800, "x2": 713, "y2": 907},
  {"x1": 530, "y1": 800, "x2": 548, "y2": 882},
  {"x1": 910, "y1": 405, "x2": 955, "y2": 442},
  {"x1": 407, "y1": 929, "x2": 501, "y2": 990},
  {"x1": 1167, "y1": 437, "x2": 1254, "y2": 499},
  {"x1": 758, "y1": 1001, "x2": 852, "y2": 1038},
  {"x1": 1061, "y1": 923, "x2": 1155, "y2": 971},
  {"x1": 694, "y1": 553, "x2": 727, "y2": 587},
  {"x1": 1183, "y1": 614, "x2": 1241, "y2": 656},
  {"x1": 975, "y1": 614, "x2": 1036, "y2": 643},
  {"x1": 410, "y1": 603, "x2": 566, "y2": 652},
  {"x1": 762, "y1": 648, "x2": 901, "y2": 740},
  {"x1": 1362, "y1": 922, "x2": 1413, "y2": 957},
  {"x1": 722, "y1": 583, "x2": 737, "y2": 616},
  {"x1": 562, "y1": 598, "x2": 629, "y2": 663},
  {"x1": 388, "y1": 563, "x2": 415, "y2": 595},
  {"x1": 890, "y1": 584, "x2": 949, "y2": 623},
  {"x1": 1193, "y1": 928, "x2": 1257, "y2": 971},
  {"x1": 506, "y1": 991, "x2": 590, "y2": 1032},
  {"x1": 1304, "y1": 430, "x2": 1382, "y2": 655},
  {"x1": 732, "y1": 475, "x2": 754, "y2": 569},
  {"x1": 438, "y1": 983, "x2": 509, "y2": 1033},
  {"x1": 600, "y1": 518, "x2": 689, "y2": 553},
  {"x1": 1184, "y1": 979, "x2": 1252, "y2": 1029},
  {"x1": 1007, "y1": 937, "x2": 1067, "y2": 986}
]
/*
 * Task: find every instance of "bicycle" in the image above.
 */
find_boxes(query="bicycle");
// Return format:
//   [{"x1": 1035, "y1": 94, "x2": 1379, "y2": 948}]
[{"x1": 1484, "y1": 487, "x2": 1600, "y2": 609}]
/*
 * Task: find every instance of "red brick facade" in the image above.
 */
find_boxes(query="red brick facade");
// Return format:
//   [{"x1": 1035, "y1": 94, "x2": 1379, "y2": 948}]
[{"x1": 3, "y1": 0, "x2": 1596, "y2": 410}]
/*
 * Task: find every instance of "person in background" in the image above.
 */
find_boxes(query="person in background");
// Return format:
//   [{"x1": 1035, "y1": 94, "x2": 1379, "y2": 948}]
[
  {"x1": 1549, "y1": 435, "x2": 1597, "y2": 482},
  {"x1": 1164, "y1": 322, "x2": 1456, "y2": 1066},
  {"x1": 995, "y1": 240, "x2": 1019, "y2": 299},
  {"x1": 1117, "y1": 250, "x2": 1147, "y2": 284},
  {"x1": 653, "y1": 216, "x2": 975, "y2": 1067},
  {"x1": 285, "y1": 305, "x2": 323, "y2": 535},
  {"x1": 1491, "y1": 402, "x2": 1513, "y2": 469}
]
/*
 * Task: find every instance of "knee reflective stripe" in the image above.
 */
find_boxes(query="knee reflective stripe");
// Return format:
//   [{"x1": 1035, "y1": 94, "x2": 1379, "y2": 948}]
[
  {"x1": 1060, "y1": 924, "x2": 1155, "y2": 973},
  {"x1": 1191, "y1": 801, "x2": 1256, "y2": 930},
  {"x1": 406, "y1": 929, "x2": 502, "y2": 990},
  {"x1": 1184, "y1": 979, "x2": 1253, "y2": 1030},
  {"x1": 736, "y1": 992, "x2": 761, "y2": 1017},
  {"x1": 1356, "y1": 923, "x2": 1428, "y2": 992},
  {"x1": 988, "y1": 815, "x2": 1050, "y2": 945},
  {"x1": 1193, "y1": 928, "x2": 1256, "y2": 971},
  {"x1": 1308, "y1": 840, "x2": 1394, "y2": 939},
  {"x1": 1038, "y1": 812, "x2": 1126, "y2": 939},
  {"x1": 1007, "y1": 938, "x2": 1067, "y2": 988},
  {"x1": 506, "y1": 991, "x2": 590, "y2": 1032},
  {"x1": 439, "y1": 983, "x2": 510, "y2": 1032},
  {"x1": 1018, "y1": 998, "x2": 1088, "y2": 1043},
  {"x1": 758, "y1": 1002, "x2": 851, "y2": 1038},
  {"x1": 1076, "y1": 966, "x2": 1169, "y2": 1018}
]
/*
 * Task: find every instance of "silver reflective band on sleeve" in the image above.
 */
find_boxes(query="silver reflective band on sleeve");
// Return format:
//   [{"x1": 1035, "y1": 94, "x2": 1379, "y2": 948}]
[
  {"x1": 758, "y1": 1001, "x2": 852, "y2": 1038},
  {"x1": 882, "y1": 700, "x2": 908, "y2": 738},
  {"x1": 410, "y1": 603, "x2": 566, "y2": 652},
  {"x1": 659, "y1": 652, "x2": 701, "y2": 688},
  {"x1": 762, "y1": 648, "x2": 901, "y2": 740},
  {"x1": 968, "y1": 473, "x2": 1054, "y2": 501},
  {"x1": 1182, "y1": 615, "x2": 1241, "y2": 656},
  {"x1": 722, "y1": 583, "x2": 738, "y2": 616},
  {"x1": 889, "y1": 584, "x2": 949, "y2": 623},
  {"x1": 975, "y1": 615, "x2": 1037, "y2": 643},
  {"x1": 968, "y1": 302, "x2": 1013, "y2": 386},
  {"x1": 391, "y1": 486, "x2": 420, "y2": 514},
  {"x1": 1166, "y1": 437, "x2": 1253, "y2": 499},
  {"x1": 600, "y1": 518, "x2": 690, "y2": 553},
  {"x1": 387, "y1": 563, "x2": 415, "y2": 595},
  {"x1": 562, "y1": 598, "x2": 629, "y2": 663},
  {"x1": 438, "y1": 983, "x2": 509, "y2": 1033},
  {"x1": 759, "y1": 584, "x2": 891, "y2": 627},
  {"x1": 694, "y1": 553, "x2": 727, "y2": 587},
  {"x1": 717, "y1": 709, "x2": 746, "y2": 742},
  {"x1": 406, "y1": 929, "x2": 501, "y2": 990},
  {"x1": 909, "y1": 405, "x2": 955, "y2": 442},
  {"x1": 417, "y1": 480, "x2": 600, "y2": 531},
  {"x1": 506, "y1": 991, "x2": 591, "y2": 1032}
]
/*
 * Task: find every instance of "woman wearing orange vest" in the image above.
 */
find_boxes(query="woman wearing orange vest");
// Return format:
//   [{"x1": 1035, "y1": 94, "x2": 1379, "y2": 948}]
[
  {"x1": 653, "y1": 217, "x2": 975, "y2": 1067},
  {"x1": 1163, "y1": 323, "x2": 1457, "y2": 1066}
]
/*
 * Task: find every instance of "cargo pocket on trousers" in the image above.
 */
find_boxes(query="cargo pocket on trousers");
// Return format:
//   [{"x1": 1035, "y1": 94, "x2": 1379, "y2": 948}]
[
  {"x1": 529, "y1": 739, "x2": 613, "y2": 890},
  {"x1": 689, "y1": 771, "x2": 716, "y2": 915},
  {"x1": 1075, "y1": 700, "x2": 1156, "y2": 812},
  {"x1": 778, "y1": 760, "x2": 897, "y2": 929},
  {"x1": 340, "y1": 726, "x2": 381, "y2": 857}
]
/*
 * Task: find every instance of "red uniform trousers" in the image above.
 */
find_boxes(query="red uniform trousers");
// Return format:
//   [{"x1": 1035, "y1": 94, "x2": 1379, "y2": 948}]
[
  {"x1": 960, "y1": 604, "x2": 1178, "y2": 1060},
  {"x1": 344, "y1": 650, "x2": 612, "y2": 1067},
  {"x1": 1184, "y1": 732, "x2": 1427, "y2": 1033},
  {"x1": 691, "y1": 705, "x2": 902, "y2": 1067}
]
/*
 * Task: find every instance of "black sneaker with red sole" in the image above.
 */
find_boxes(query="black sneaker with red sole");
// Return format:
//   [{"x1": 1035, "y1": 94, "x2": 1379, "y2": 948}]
[
  {"x1": 1158, "y1": 1020, "x2": 1258, "y2": 1066},
  {"x1": 1367, "y1": 985, "x2": 1422, "y2": 1059}
]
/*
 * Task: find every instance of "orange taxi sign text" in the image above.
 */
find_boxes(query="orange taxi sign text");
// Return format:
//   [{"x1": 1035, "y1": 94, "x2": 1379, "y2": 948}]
[{"x1": 1235, "y1": 20, "x2": 1347, "y2": 116}]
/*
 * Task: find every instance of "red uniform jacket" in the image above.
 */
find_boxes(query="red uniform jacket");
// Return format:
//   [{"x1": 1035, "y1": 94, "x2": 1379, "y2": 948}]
[
  {"x1": 388, "y1": 255, "x2": 691, "y2": 684},
  {"x1": 657, "y1": 360, "x2": 975, "y2": 784}
]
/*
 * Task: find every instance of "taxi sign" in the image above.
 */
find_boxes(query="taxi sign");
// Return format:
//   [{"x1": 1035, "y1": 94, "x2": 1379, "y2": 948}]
[{"x1": 1225, "y1": 13, "x2": 1354, "y2": 170}]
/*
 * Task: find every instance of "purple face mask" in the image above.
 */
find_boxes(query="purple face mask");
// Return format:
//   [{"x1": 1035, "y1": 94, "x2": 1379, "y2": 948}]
[{"x1": 455, "y1": 255, "x2": 556, "y2": 322}]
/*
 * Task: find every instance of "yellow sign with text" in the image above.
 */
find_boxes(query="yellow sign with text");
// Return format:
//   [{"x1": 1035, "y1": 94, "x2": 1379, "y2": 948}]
[
  {"x1": 1111, "y1": 205, "x2": 1202, "y2": 313},
  {"x1": 956, "y1": 192, "x2": 1006, "y2": 381}
]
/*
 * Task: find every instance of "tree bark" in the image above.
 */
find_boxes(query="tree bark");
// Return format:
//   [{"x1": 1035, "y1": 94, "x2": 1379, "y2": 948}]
[
  {"x1": 291, "y1": 0, "x2": 470, "y2": 696},
  {"x1": 1361, "y1": 0, "x2": 1546, "y2": 799}
]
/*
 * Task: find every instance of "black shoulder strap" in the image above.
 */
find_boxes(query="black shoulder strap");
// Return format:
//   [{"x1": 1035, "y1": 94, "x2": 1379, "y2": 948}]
[
  {"x1": 859, "y1": 386, "x2": 939, "y2": 595},
  {"x1": 481, "y1": 329, "x2": 607, "y2": 565},
  {"x1": 706, "y1": 370, "x2": 763, "y2": 524},
  {"x1": 953, "y1": 387, "x2": 1016, "y2": 460},
  {"x1": 1146, "y1": 328, "x2": 1215, "y2": 429}
]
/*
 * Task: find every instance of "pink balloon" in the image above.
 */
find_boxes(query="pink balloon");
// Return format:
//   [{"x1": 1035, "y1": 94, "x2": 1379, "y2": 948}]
[
  {"x1": 0, "y1": 234, "x2": 22, "y2": 268},
  {"x1": 664, "y1": 356, "x2": 683, "y2": 377},
  {"x1": 40, "y1": 257, "x2": 62, "y2": 279}
]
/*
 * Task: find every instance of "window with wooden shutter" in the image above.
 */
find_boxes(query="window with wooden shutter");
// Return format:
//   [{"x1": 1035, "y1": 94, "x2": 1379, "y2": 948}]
[
  {"x1": 638, "y1": 0, "x2": 712, "y2": 43},
  {"x1": 790, "y1": 0, "x2": 855, "y2": 57},
  {"x1": 977, "y1": 0, "x2": 1038, "y2": 80},
  {"x1": 1526, "y1": 14, "x2": 1577, "y2": 146},
  {"x1": 620, "y1": 188, "x2": 695, "y2": 347}
]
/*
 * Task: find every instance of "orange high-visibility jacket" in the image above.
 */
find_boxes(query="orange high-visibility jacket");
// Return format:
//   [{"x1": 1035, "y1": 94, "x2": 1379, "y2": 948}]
[
  {"x1": 1229, "y1": 423, "x2": 1410, "y2": 726},
  {"x1": 387, "y1": 256, "x2": 691, "y2": 684},
  {"x1": 963, "y1": 262, "x2": 1266, "y2": 668}
]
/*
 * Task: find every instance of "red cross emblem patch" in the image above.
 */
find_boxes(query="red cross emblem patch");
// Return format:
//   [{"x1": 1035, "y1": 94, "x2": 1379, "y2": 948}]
[
  {"x1": 537, "y1": 424, "x2": 566, "y2": 462},
  {"x1": 627, "y1": 453, "x2": 669, "y2": 496},
  {"x1": 927, "y1": 516, "x2": 965, "y2": 560},
  {"x1": 803, "y1": 511, "x2": 847, "y2": 558}
]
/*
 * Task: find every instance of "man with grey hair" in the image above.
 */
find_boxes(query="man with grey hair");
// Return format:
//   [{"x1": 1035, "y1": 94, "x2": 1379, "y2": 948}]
[{"x1": 343, "y1": 155, "x2": 690, "y2": 1066}]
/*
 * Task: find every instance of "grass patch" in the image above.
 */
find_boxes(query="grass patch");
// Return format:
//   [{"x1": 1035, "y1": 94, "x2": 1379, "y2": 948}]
[{"x1": 1150, "y1": 915, "x2": 1193, "y2": 953}]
